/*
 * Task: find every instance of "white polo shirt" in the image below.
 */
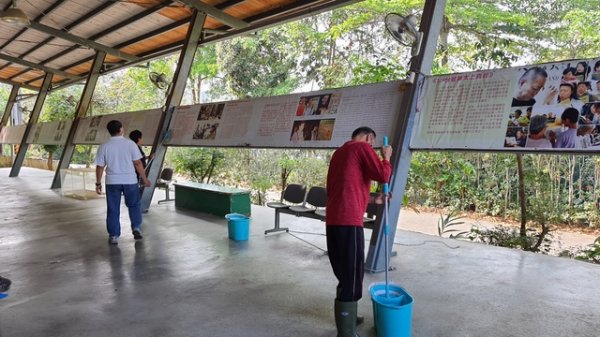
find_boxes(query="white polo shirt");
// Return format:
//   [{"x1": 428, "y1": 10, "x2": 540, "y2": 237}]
[{"x1": 95, "y1": 136, "x2": 143, "y2": 185}]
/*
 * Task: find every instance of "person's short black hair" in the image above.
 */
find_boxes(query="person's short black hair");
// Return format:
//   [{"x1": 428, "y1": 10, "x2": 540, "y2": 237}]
[
  {"x1": 352, "y1": 126, "x2": 376, "y2": 139},
  {"x1": 526, "y1": 106, "x2": 532, "y2": 113},
  {"x1": 129, "y1": 129, "x2": 142, "y2": 143},
  {"x1": 577, "y1": 81, "x2": 591, "y2": 90},
  {"x1": 561, "y1": 107, "x2": 579, "y2": 124},
  {"x1": 559, "y1": 82, "x2": 575, "y2": 98},
  {"x1": 514, "y1": 109, "x2": 523, "y2": 117},
  {"x1": 529, "y1": 115, "x2": 547, "y2": 134},
  {"x1": 106, "y1": 120, "x2": 122, "y2": 136},
  {"x1": 562, "y1": 67, "x2": 576, "y2": 76}
]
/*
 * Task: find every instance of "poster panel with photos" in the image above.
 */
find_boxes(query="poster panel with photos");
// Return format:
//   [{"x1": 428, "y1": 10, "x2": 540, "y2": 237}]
[
  {"x1": 411, "y1": 57, "x2": 600, "y2": 152},
  {"x1": 0, "y1": 124, "x2": 26, "y2": 144},
  {"x1": 26, "y1": 120, "x2": 72, "y2": 145},
  {"x1": 73, "y1": 108, "x2": 162, "y2": 145},
  {"x1": 166, "y1": 81, "x2": 404, "y2": 148}
]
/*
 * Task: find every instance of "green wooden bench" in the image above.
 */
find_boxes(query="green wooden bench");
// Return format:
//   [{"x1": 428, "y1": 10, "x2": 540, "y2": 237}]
[{"x1": 173, "y1": 182, "x2": 251, "y2": 217}]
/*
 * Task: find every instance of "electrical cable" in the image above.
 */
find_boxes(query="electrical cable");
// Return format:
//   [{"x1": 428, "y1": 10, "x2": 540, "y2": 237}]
[
  {"x1": 393, "y1": 240, "x2": 460, "y2": 249},
  {"x1": 286, "y1": 231, "x2": 327, "y2": 253},
  {"x1": 286, "y1": 230, "x2": 461, "y2": 250}
]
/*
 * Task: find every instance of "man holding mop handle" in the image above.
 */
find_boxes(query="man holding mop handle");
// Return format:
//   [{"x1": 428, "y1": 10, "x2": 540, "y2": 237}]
[{"x1": 326, "y1": 127, "x2": 393, "y2": 337}]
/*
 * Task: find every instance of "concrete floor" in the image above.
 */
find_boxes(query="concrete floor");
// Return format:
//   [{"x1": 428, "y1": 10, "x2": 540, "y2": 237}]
[{"x1": 0, "y1": 167, "x2": 599, "y2": 337}]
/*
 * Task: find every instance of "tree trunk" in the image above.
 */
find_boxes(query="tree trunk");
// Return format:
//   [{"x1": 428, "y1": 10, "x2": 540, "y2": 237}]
[
  {"x1": 568, "y1": 155, "x2": 575, "y2": 207},
  {"x1": 504, "y1": 166, "x2": 509, "y2": 219},
  {"x1": 439, "y1": 15, "x2": 451, "y2": 67},
  {"x1": 47, "y1": 151, "x2": 54, "y2": 170},
  {"x1": 516, "y1": 153, "x2": 527, "y2": 237}
]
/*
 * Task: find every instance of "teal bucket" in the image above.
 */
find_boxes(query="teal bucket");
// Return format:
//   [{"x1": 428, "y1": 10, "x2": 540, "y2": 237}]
[
  {"x1": 225, "y1": 213, "x2": 250, "y2": 241},
  {"x1": 370, "y1": 283, "x2": 414, "y2": 337}
]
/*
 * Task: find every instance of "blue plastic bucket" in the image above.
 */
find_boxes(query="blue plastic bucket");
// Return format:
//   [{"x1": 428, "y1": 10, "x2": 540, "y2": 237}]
[
  {"x1": 370, "y1": 283, "x2": 414, "y2": 337},
  {"x1": 225, "y1": 213, "x2": 250, "y2": 241}
]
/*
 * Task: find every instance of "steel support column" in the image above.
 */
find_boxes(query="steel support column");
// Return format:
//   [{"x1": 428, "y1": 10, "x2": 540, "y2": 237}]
[
  {"x1": 141, "y1": 10, "x2": 206, "y2": 211},
  {"x1": 51, "y1": 51, "x2": 106, "y2": 189},
  {"x1": 366, "y1": 0, "x2": 447, "y2": 272},
  {"x1": 0, "y1": 85, "x2": 19, "y2": 130},
  {"x1": 0, "y1": 86, "x2": 19, "y2": 156},
  {"x1": 9, "y1": 73, "x2": 53, "y2": 177}
]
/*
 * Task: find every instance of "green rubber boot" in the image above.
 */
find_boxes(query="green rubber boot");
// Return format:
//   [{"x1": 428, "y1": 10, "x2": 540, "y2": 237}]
[{"x1": 334, "y1": 300, "x2": 360, "y2": 337}]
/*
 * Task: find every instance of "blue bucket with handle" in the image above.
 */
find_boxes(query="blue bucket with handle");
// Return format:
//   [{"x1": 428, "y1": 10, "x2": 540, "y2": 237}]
[
  {"x1": 370, "y1": 282, "x2": 414, "y2": 337},
  {"x1": 225, "y1": 213, "x2": 250, "y2": 241}
]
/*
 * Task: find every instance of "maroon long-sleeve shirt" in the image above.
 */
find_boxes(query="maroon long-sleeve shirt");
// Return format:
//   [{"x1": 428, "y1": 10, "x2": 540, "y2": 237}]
[{"x1": 326, "y1": 140, "x2": 392, "y2": 226}]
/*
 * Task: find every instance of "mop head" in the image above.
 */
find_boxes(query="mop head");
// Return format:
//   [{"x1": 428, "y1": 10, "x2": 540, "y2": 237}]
[{"x1": 369, "y1": 283, "x2": 411, "y2": 307}]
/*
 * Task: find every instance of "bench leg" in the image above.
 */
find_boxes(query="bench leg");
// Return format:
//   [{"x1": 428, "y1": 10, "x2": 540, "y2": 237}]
[{"x1": 265, "y1": 209, "x2": 289, "y2": 235}]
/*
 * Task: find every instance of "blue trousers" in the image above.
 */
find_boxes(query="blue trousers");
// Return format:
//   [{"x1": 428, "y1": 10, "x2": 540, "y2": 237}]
[{"x1": 105, "y1": 184, "x2": 142, "y2": 237}]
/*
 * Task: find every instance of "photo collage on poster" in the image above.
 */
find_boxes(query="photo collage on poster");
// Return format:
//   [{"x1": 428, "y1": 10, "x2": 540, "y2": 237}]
[
  {"x1": 193, "y1": 103, "x2": 224, "y2": 140},
  {"x1": 84, "y1": 116, "x2": 102, "y2": 142},
  {"x1": 505, "y1": 58, "x2": 600, "y2": 149},
  {"x1": 290, "y1": 93, "x2": 341, "y2": 142},
  {"x1": 54, "y1": 120, "x2": 67, "y2": 141}
]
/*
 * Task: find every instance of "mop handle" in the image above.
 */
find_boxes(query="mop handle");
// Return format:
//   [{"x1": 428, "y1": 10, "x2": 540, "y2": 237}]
[
  {"x1": 383, "y1": 182, "x2": 389, "y2": 297},
  {"x1": 383, "y1": 134, "x2": 390, "y2": 297}
]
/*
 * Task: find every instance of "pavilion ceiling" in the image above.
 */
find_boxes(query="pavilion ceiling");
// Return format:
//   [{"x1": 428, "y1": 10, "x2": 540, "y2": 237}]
[{"x1": 0, "y1": 0, "x2": 358, "y2": 91}]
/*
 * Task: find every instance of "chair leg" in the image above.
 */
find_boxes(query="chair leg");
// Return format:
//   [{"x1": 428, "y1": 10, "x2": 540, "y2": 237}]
[
  {"x1": 158, "y1": 186, "x2": 174, "y2": 204},
  {"x1": 265, "y1": 209, "x2": 288, "y2": 235}
]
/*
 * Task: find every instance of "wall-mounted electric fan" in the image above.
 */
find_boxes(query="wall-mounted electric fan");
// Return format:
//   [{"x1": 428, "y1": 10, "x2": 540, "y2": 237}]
[
  {"x1": 384, "y1": 13, "x2": 421, "y2": 57},
  {"x1": 149, "y1": 72, "x2": 170, "y2": 90}
]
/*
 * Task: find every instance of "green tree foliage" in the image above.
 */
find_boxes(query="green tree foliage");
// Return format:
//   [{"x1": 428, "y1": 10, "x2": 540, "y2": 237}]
[
  {"x1": 215, "y1": 30, "x2": 299, "y2": 98},
  {"x1": 188, "y1": 45, "x2": 219, "y2": 104},
  {"x1": 169, "y1": 147, "x2": 224, "y2": 183}
]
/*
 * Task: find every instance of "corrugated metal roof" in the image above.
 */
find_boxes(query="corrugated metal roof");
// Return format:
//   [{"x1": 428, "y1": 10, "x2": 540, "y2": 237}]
[{"x1": 0, "y1": 0, "x2": 359, "y2": 91}]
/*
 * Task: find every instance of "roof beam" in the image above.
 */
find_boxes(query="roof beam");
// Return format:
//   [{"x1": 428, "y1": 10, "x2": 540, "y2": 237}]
[
  {"x1": 27, "y1": 18, "x2": 190, "y2": 87},
  {"x1": 24, "y1": 0, "x2": 176, "y2": 86},
  {"x1": 28, "y1": 21, "x2": 141, "y2": 62},
  {"x1": 178, "y1": 0, "x2": 249, "y2": 28},
  {"x1": 0, "y1": 0, "x2": 69, "y2": 52},
  {"x1": 0, "y1": 77, "x2": 37, "y2": 91},
  {"x1": 201, "y1": 0, "x2": 360, "y2": 44},
  {"x1": 1, "y1": 0, "x2": 117, "y2": 79},
  {"x1": 0, "y1": 52, "x2": 78, "y2": 80}
]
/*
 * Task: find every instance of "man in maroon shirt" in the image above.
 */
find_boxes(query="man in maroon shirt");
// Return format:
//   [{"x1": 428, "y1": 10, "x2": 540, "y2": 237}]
[{"x1": 326, "y1": 127, "x2": 392, "y2": 337}]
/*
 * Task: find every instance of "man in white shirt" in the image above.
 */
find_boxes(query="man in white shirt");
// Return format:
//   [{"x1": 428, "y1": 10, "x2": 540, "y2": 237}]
[{"x1": 95, "y1": 120, "x2": 151, "y2": 245}]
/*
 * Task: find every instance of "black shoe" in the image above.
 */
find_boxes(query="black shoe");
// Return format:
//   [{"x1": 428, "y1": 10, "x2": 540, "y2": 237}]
[
  {"x1": 356, "y1": 315, "x2": 364, "y2": 326},
  {"x1": 0, "y1": 276, "x2": 11, "y2": 292},
  {"x1": 133, "y1": 229, "x2": 143, "y2": 240}
]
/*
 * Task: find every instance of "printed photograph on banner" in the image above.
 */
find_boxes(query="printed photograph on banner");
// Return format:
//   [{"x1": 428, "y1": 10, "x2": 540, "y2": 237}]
[
  {"x1": 289, "y1": 119, "x2": 335, "y2": 142},
  {"x1": 198, "y1": 103, "x2": 225, "y2": 120},
  {"x1": 504, "y1": 125, "x2": 527, "y2": 148},
  {"x1": 508, "y1": 59, "x2": 600, "y2": 150},
  {"x1": 85, "y1": 129, "x2": 97, "y2": 142},
  {"x1": 318, "y1": 119, "x2": 335, "y2": 140},
  {"x1": 193, "y1": 122, "x2": 219, "y2": 140},
  {"x1": 295, "y1": 93, "x2": 340, "y2": 116},
  {"x1": 89, "y1": 116, "x2": 102, "y2": 128},
  {"x1": 32, "y1": 126, "x2": 41, "y2": 143}
]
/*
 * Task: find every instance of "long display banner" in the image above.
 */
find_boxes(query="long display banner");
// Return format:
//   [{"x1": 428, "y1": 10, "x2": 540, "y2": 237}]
[
  {"x1": 0, "y1": 124, "x2": 26, "y2": 144},
  {"x1": 165, "y1": 81, "x2": 403, "y2": 148},
  {"x1": 412, "y1": 57, "x2": 600, "y2": 151},
  {"x1": 73, "y1": 108, "x2": 162, "y2": 145},
  {"x1": 26, "y1": 120, "x2": 72, "y2": 145}
]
